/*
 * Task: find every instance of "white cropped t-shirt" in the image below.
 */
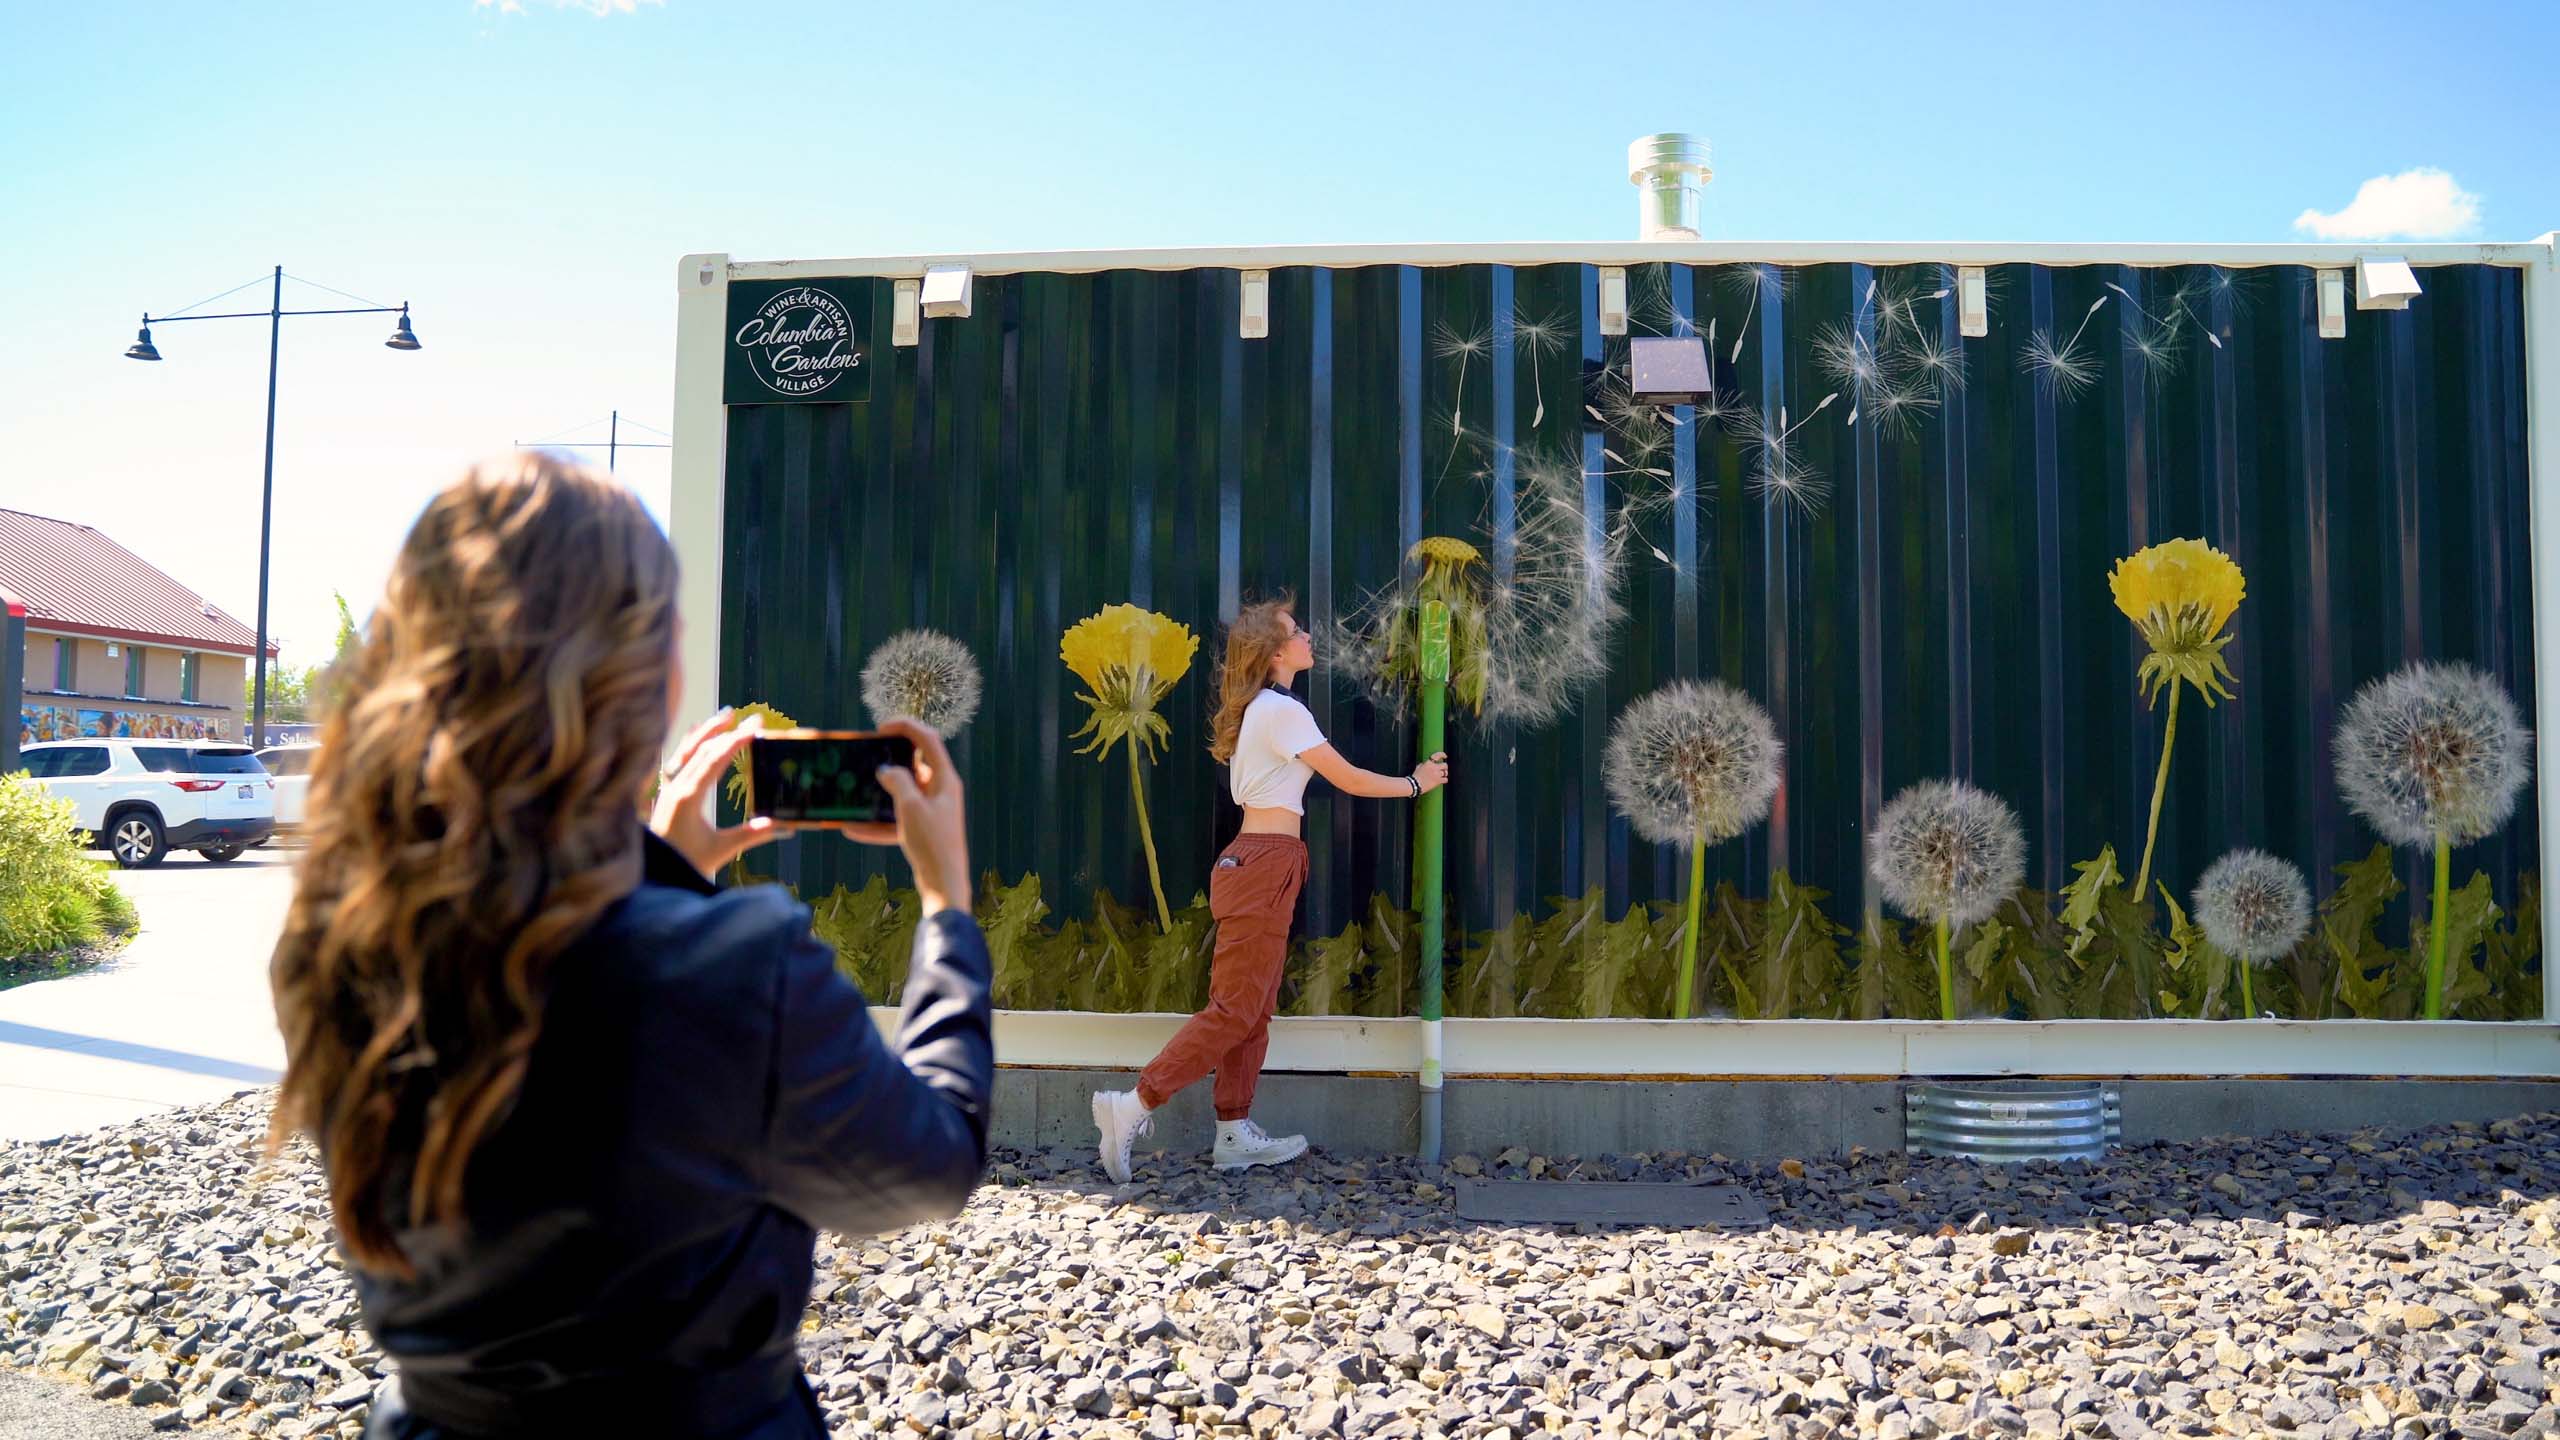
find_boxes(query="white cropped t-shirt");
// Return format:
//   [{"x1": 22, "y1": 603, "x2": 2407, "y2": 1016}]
[{"x1": 1229, "y1": 689, "x2": 1328, "y2": 814}]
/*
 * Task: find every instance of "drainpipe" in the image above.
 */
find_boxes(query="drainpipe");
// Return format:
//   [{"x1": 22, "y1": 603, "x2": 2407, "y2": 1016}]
[
  {"x1": 1629, "y1": 133, "x2": 1713, "y2": 242},
  {"x1": 1, "y1": 586, "x2": 24, "y2": 773}
]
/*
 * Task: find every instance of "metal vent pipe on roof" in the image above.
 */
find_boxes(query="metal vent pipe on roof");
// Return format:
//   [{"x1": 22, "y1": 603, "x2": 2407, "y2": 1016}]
[{"x1": 1629, "y1": 133, "x2": 1713, "y2": 241}]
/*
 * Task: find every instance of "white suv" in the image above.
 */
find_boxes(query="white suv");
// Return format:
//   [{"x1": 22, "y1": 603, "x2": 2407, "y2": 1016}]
[
  {"x1": 253, "y1": 743, "x2": 319, "y2": 831},
  {"x1": 18, "y1": 740, "x2": 278, "y2": 867}
]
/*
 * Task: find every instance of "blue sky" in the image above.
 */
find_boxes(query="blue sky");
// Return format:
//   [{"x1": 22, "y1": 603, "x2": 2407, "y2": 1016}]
[{"x1": 2, "y1": 0, "x2": 2551, "y2": 666}]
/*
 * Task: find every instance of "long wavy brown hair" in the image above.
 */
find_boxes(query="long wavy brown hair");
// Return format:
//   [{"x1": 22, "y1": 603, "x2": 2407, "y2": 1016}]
[
  {"x1": 268, "y1": 455, "x2": 678, "y2": 1278},
  {"x1": 1207, "y1": 593, "x2": 1295, "y2": 765}
]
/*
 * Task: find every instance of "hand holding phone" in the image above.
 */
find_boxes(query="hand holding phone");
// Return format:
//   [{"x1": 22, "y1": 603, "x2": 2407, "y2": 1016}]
[{"x1": 744, "y1": 731, "x2": 916, "y2": 827}]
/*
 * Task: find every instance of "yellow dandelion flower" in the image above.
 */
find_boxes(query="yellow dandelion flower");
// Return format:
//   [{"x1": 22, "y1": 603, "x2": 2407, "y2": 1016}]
[
  {"x1": 2109, "y1": 537, "x2": 2247, "y2": 907},
  {"x1": 2108, "y1": 538, "x2": 2244, "y2": 708},
  {"x1": 1060, "y1": 604, "x2": 1198, "y2": 931}
]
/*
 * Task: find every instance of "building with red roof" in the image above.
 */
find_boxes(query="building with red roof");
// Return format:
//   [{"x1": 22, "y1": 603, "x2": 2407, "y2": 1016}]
[{"x1": 2, "y1": 507, "x2": 277, "y2": 748}]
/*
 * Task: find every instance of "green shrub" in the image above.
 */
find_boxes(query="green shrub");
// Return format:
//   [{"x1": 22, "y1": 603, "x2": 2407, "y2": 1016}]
[{"x1": 0, "y1": 775, "x2": 137, "y2": 960}]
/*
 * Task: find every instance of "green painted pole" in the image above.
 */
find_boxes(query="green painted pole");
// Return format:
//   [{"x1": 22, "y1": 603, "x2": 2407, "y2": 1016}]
[{"x1": 1417, "y1": 600, "x2": 1450, "y2": 1163}]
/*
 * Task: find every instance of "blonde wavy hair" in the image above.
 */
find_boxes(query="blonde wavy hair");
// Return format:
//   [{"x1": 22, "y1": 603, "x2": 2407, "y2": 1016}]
[
  {"x1": 268, "y1": 455, "x2": 678, "y2": 1277},
  {"x1": 1207, "y1": 593, "x2": 1295, "y2": 765}
]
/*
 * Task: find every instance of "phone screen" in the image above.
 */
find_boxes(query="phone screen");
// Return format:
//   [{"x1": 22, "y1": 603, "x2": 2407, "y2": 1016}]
[{"x1": 745, "y1": 732, "x2": 915, "y2": 825}]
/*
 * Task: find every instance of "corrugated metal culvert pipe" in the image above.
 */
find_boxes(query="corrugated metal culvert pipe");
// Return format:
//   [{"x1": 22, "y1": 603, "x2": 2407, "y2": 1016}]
[{"x1": 1905, "y1": 1080, "x2": 2122, "y2": 1163}]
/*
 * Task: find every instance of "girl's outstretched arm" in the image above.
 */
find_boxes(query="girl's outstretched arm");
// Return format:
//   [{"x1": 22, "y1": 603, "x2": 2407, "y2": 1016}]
[{"x1": 1299, "y1": 744, "x2": 1449, "y2": 799}]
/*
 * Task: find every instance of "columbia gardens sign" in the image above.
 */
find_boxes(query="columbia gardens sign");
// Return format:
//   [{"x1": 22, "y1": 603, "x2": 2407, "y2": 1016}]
[{"x1": 724, "y1": 280, "x2": 874, "y2": 405}]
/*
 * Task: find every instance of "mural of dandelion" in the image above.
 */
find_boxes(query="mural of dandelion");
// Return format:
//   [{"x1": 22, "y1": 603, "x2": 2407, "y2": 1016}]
[
  {"x1": 859, "y1": 628, "x2": 984, "y2": 736},
  {"x1": 1604, "y1": 680, "x2": 1783, "y2": 1018},
  {"x1": 2333, "y1": 661, "x2": 2533, "y2": 1018},
  {"x1": 2192, "y1": 849, "x2": 2311, "y2": 1020},
  {"x1": 2110, "y1": 537, "x2": 2246, "y2": 906},
  {"x1": 1060, "y1": 604, "x2": 1200, "y2": 931},
  {"x1": 1870, "y1": 779, "x2": 2027, "y2": 1021}
]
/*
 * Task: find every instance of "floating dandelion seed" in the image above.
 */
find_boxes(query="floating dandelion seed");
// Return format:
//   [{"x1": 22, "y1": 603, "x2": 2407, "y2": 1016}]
[
  {"x1": 2193, "y1": 849, "x2": 2312, "y2": 963},
  {"x1": 860, "y1": 628, "x2": 984, "y2": 736},
  {"x1": 1870, "y1": 268, "x2": 1950, "y2": 347},
  {"x1": 1606, "y1": 679, "x2": 1784, "y2": 1019},
  {"x1": 1430, "y1": 319, "x2": 1491, "y2": 440},
  {"x1": 1814, "y1": 321, "x2": 1900, "y2": 406},
  {"x1": 1868, "y1": 378, "x2": 1939, "y2": 442},
  {"x1": 1902, "y1": 330, "x2": 1968, "y2": 394},
  {"x1": 1720, "y1": 262, "x2": 1792, "y2": 365},
  {"x1": 1512, "y1": 305, "x2": 1571, "y2": 428},
  {"x1": 1631, "y1": 266, "x2": 1697, "y2": 339},
  {"x1": 2105, "y1": 280, "x2": 2194, "y2": 387},
  {"x1": 1732, "y1": 394, "x2": 1838, "y2": 517},
  {"x1": 2021, "y1": 294, "x2": 2111, "y2": 401},
  {"x1": 1871, "y1": 778, "x2": 2028, "y2": 1021},
  {"x1": 2021, "y1": 330, "x2": 2098, "y2": 400}
]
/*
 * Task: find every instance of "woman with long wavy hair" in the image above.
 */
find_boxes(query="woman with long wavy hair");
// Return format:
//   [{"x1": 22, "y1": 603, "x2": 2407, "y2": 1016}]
[
  {"x1": 1090, "y1": 593, "x2": 1447, "y2": 1182},
  {"x1": 268, "y1": 455, "x2": 994, "y2": 1439}
]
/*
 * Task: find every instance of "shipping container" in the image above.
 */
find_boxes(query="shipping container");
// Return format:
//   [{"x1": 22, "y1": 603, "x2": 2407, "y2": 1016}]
[{"x1": 668, "y1": 205, "x2": 2560, "y2": 1141}]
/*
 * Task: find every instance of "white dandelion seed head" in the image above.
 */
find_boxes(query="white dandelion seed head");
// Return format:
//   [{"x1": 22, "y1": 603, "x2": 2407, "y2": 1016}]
[
  {"x1": 1604, "y1": 680, "x2": 1783, "y2": 848},
  {"x1": 2333, "y1": 661, "x2": 2533, "y2": 849},
  {"x1": 1429, "y1": 319, "x2": 1491, "y2": 361},
  {"x1": 2125, "y1": 318, "x2": 2186, "y2": 390},
  {"x1": 860, "y1": 628, "x2": 984, "y2": 735},
  {"x1": 1510, "y1": 305, "x2": 1572, "y2": 358},
  {"x1": 2192, "y1": 849, "x2": 2312, "y2": 963},
  {"x1": 1814, "y1": 321, "x2": 1905, "y2": 403},
  {"x1": 1869, "y1": 779, "x2": 2028, "y2": 930},
  {"x1": 1479, "y1": 449, "x2": 1627, "y2": 726},
  {"x1": 1869, "y1": 378, "x2": 1939, "y2": 442}
]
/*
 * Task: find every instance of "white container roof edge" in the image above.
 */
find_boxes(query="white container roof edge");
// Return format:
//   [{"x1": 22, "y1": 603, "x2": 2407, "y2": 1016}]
[{"x1": 718, "y1": 234, "x2": 2559, "y2": 282}]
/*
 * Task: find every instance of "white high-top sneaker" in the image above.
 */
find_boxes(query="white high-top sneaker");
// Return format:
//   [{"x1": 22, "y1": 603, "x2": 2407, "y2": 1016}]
[
  {"x1": 1213, "y1": 1118, "x2": 1308, "y2": 1171},
  {"x1": 1092, "y1": 1089, "x2": 1153, "y2": 1184}
]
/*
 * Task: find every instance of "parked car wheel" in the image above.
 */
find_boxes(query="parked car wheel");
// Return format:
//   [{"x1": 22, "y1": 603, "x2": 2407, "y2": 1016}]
[
  {"x1": 199, "y1": 843, "x2": 245, "y2": 863},
  {"x1": 108, "y1": 811, "x2": 168, "y2": 868}
]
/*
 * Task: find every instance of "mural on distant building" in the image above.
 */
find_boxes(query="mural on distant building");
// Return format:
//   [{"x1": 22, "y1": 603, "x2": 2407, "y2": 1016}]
[{"x1": 21, "y1": 705, "x2": 224, "y2": 745}]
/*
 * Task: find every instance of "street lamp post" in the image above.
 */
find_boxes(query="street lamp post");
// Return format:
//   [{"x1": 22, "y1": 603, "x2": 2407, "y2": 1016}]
[{"x1": 124, "y1": 265, "x2": 419, "y2": 749}]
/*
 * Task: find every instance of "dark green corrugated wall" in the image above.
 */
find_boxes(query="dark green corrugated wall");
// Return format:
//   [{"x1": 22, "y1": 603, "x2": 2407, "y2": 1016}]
[{"x1": 718, "y1": 260, "x2": 2536, "y2": 973}]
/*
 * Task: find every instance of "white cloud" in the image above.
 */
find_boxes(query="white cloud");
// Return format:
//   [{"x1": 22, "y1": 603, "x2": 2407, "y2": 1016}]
[
  {"x1": 2292, "y1": 168, "x2": 2482, "y2": 240},
  {"x1": 475, "y1": 0, "x2": 663, "y2": 14}
]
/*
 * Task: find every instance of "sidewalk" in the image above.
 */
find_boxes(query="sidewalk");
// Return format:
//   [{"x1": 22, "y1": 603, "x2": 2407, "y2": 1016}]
[{"x1": 0, "y1": 849, "x2": 293, "y2": 1143}]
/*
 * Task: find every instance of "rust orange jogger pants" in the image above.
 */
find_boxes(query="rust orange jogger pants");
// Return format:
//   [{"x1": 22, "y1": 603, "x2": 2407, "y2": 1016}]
[{"x1": 1135, "y1": 834, "x2": 1308, "y2": 1121}]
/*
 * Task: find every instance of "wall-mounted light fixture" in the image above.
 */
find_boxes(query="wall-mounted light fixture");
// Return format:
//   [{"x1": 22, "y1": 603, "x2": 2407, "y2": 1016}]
[
  {"x1": 1598, "y1": 266, "x2": 1629, "y2": 336},
  {"x1": 920, "y1": 263, "x2": 973, "y2": 319},
  {"x1": 1629, "y1": 336, "x2": 1712, "y2": 405},
  {"x1": 1239, "y1": 270, "x2": 1269, "y2": 339},
  {"x1": 1957, "y1": 266, "x2": 1989, "y2": 338},
  {"x1": 892, "y1": 278, "x2": 921, "y2": 347},
  {"x1": 2356, "y1": 256, "x2": 2422, "y2": 311},
  {"x1": 2316, "y1": 268, "x2": 2348, "y2": 339}
]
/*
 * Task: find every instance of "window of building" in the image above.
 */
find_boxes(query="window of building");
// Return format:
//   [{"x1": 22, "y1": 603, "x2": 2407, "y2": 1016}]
[
  {"x1": 181, "y1": 652, "x2": 198, "y2": 703},
  {"x1": 125, "y1": 644, "x2": 144, "y2": 698},
  {"x1": 52, "y1": 638, "x2": 73, "y2": 691}
]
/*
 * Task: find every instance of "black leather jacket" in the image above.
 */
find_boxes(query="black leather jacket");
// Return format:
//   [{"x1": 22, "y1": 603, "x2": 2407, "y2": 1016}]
[{"x1": 357, "y1": 834, "x2": 994, "y2": 1439}]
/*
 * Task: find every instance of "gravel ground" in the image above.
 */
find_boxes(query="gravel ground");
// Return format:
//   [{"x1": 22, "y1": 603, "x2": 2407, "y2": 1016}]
[{"x1": 4, "y1": 1091, "x2": 2558, "y2": 1440}]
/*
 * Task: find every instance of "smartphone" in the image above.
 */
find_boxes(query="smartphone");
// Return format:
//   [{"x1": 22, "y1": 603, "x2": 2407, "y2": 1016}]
[{"x1": 743, "y1": 730, "x2": 916, "y2": 827}]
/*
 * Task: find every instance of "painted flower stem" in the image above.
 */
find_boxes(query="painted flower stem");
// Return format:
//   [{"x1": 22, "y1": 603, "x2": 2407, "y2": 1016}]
[
  {"x1": 2425, "y1": 831, "x2": 2451, "y2": 1020},
  {"x1": 2134, "y1": 681, "x2": 2182, "y2": 906},
  {"x1": 1676, "y1": 814, "x2": 1707, "y2": 1020},
  {"x1": 1934, "y1": 916, "x2": 1955, "y2": 1023},
  {"x1": 2235, "y1": 957, "x2": 2256, "y2": 1021},
  {"x1": 1128, "y1": 743, "x2": 1172, "y2": 932}
]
